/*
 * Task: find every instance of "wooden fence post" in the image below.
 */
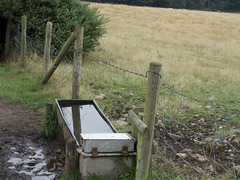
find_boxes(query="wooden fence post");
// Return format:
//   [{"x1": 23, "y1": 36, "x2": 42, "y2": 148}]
[
  {"x1": 131, "y1": 105, "x2": 144, "y2": 138},
  {"x1": 21, "y1": 15, "x2": 27, "y2": 67},
  {"x1": 42, "y1": 32, "x2": 76, "y2": 85},
  {"x1": 135, "y1": 62, "x2": 162, "y2": 180},
  {"x1": 43, "y1": 22, "x2": 52, "y2": 77},
  {"x1": 72, "y1": 27, "x2": 84, "y2": 99},
  {"x1": 72, "y1": 105, "x2": 81, "y2": 143},
  {"x1": 65, "y1": 138, "x2": 77, "y2": 176},
  {"x1": 4, "y1": 18, "x2": 11, "y2": 60}
]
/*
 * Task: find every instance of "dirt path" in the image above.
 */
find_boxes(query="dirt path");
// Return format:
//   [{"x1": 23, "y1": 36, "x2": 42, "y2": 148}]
[{"x1": 0, "y1": 99, "x2": 64, "y2": 180}]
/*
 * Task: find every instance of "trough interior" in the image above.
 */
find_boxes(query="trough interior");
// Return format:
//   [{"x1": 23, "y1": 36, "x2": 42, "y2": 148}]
[{"x1": 56, "y1": 99, "x2": 117, "y2": 136}]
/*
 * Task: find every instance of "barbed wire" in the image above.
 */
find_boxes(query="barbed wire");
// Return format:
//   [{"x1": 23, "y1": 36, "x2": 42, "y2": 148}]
[{"x1": 79, "y1": 50, "x2": 157, "y2": 78}]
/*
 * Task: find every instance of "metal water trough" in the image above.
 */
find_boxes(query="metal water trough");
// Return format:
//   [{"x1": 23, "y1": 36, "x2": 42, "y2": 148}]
[{"x1": 56, "y1": 99, "x2": 136, "y2": 178}]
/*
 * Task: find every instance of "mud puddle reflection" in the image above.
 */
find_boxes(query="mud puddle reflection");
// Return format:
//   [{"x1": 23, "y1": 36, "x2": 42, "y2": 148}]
[{"x1": 4, "y1": 136, "x2": 64, "y2": 180}]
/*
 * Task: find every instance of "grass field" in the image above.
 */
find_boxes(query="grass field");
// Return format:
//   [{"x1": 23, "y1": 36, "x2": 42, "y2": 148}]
[
  {"x1": 1, "y1": 2, "x2": 239, "y2": 179},
  {"x1": 87, "y1": 3, "x2": 240, "y2": 107},
  {"x1": 3, "y1": 2, "x2": 239, "y2": 121}
]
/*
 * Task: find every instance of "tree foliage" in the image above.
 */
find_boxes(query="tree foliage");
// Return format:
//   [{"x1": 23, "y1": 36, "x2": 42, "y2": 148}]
[
  {"x1": 0, "y1": 0, "x2": 109, "y2": 54},
  {"x1": 85, "y1": 0, "x2": 240, "y2": 11}
]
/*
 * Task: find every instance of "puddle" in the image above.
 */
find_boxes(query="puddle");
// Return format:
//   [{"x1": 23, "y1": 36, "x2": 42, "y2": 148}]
[
  {"x1": 7, "y1": 157, "x2": 22, "y2": 165},
  {"x1": 6, "y1": 138, "x2": 63, "y2": 179},
  {"x1": 8, "y1": 166, "x2": 16, "y2": 170},
  {"x1": 32, "y1": 174, "x2": 55, "y2": 180}
]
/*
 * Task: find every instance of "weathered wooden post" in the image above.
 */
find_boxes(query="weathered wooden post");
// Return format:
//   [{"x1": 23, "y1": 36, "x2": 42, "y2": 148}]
[
  {"x1": 65, "y1": 138, "x2": 77, "y2": 176},
  {"x1": 72, "y1": 105, "x2": 81, "y2": 143},
  {"x1": 4, "y1": 18, "x2": 11, "y2": 60},
  {"x1": 42, "y1": 32, "x2": 76, "y2": 85},
  {"x1": 72, "y1": 27, "x2": 84, "y2": 99},
  {"x1": 43, "y1": 22, "x2": 52, "y2": 77},
  {"x1": 131, "y1": 105, "x2": 144, "y2": 138},
  {"x1": 21, "y1": 15, "x2": 27, "y2": 67},
  {"x1": 135, "y1": 62, "x2": 161, "y2": 180},
  {"x1": 129, "y1": 110, "x2": 147, "y2": 135}
]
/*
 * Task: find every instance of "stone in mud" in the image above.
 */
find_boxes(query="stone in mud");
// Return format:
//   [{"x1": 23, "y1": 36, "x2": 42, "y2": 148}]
[
  {"x1": 56, "y1": 162, "x2": 64, "y2": 168},
  {"x1": 45, "y1": 152, "x2": 51, "y2": 156},
  {"x1": 182, "y1": 148, "x2": 193, "y2": 154},
  {"x1": 205, "y1": 137, "x2": 212, "y2": 142},
  {"x1": 233, "y1": 165, "x2": 240, "y2": 178},
  {"x1": 167, "y1": 133, "x2": 182, "y2": 141},
  {"x1": 176, "y1": 153, "x2": 187, "y2": 158},
  {"x1": 198, "y1": 118, "x2": 204, "y2": 122},
  {"x1": 49, "y1": 167, "x2": 57, "y2": 172},
  {"x1": 157, "y1": 120, "x2": 165, "y2": 128},
  {"x1": 190, "y1": 154, "x2": 207, "y2": 163},
  {"x1": 95, "y1": 93, "x2": 105, "y2": 100},
  {"x1": 28, "y1": 160, "x2": 37, "y2": 166},
  {"x1": 55, "y1": 149, "x2": 62, "y2": 154},
  {"x1": 207, "y1": 165, "x2": 214, "y2": 172},
  {"x1": 4, "y1": 139, "x2": 10, "y2": 143},
  {"x1": 30, "y1": 152, "x2": 36, "y2": 156},
  {"x1": 206, "y1": 105, "x2": 212, "y2": 109},
  {"x1": 47, "y1": 159, "x2": 56, "y2": 169}
]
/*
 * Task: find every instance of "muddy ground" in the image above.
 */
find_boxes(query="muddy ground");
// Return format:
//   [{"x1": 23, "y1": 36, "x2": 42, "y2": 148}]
[{"x1": 0, "y1": 99, "x2": 64, "y2": 180}]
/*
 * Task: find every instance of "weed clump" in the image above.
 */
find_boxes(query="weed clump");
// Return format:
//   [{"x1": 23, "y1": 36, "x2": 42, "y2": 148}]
[{"x1": 41, "y1": 105, "x2": 57, "y2": 140}]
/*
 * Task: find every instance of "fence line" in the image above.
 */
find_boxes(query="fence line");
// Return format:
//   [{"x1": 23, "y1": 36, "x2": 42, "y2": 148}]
[
  {"x1": 153, "y1": 81, "x2": 240, "y2": 179},
  {"x1": 9, "y1": 16, "x2": 240, "y2": 180}
]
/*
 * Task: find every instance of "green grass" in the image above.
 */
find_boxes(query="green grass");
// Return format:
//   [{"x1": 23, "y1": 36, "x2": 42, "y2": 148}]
[
  {"x1": 0, "y1": 64, "x2": 54, "y2": 108},
  {"x1": 41, "y1": 105, "x2": 58, "y2": 140},
  {"x1": 81, "y1": 62, "x2": 147, "y2": 120}
]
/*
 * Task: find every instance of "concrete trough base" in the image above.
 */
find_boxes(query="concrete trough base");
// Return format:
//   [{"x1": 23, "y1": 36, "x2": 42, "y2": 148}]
[{"x1": 79, "y1": 154, "x2": 136, "y2": 178}]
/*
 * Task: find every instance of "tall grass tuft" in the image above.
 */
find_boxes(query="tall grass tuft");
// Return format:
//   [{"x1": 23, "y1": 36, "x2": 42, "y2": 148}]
[{"x1": 41, "y1": 105, "x2": 57, "y2": 140}]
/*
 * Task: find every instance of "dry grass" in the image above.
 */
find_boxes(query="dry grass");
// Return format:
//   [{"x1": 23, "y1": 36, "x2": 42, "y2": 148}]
[
  {"x1": 10, "y1": 54, "x2": 93, "y2": 100},
  {"x1": 42, "y1": 61, "x2": 93, "y2": 99},
  {"x1": 89, "y1": 3, "x2": 240, "y2": 95},
  {"x1": 9, "y1": 3, "x2": 240, "y2": 109}
]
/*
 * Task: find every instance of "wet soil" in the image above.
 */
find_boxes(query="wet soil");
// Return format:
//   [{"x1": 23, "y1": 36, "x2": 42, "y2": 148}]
[{"x1": 0, "y1": 99, "x2": 64, "y2": 180}]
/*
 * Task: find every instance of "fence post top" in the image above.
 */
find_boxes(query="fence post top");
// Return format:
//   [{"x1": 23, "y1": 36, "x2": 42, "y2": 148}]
[
  {"x1": 150, "y1": 62, "x2": 162, "y2": 67},
  {"x1": 75, "y1": 26, "x2": 84, "y2": 31}
]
